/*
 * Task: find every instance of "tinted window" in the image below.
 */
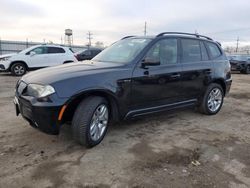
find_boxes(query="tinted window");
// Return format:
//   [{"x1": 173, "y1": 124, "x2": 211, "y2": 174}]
[
  {"x1": 181, "y1": 39, "x2": 201, "y2": 63},
  {"x1": 48, "y1": 47, "x2": 65, "y2": 54},
  {"x1": 145, "y1": 38, "x2": 178, "y2": 65},
  {"x1": 200, "y1": 41, "x2": 209, "y2": 61},
  {"x1": 207, "y1": 42, "x2": 221, "y2": 58}
]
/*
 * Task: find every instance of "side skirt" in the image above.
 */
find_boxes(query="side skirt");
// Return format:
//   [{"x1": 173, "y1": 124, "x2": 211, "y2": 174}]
[{"x1": 125, "y1": 99, "x2": 197, "y2": 119}]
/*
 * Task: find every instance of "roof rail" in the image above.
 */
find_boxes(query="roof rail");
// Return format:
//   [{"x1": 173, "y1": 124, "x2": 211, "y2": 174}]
[
  {"x1": 156, "y1": 32, "x2": 213, "y2": 41},
  {"x1": 121, "y1": 36, "x2": 135, "y2": 40}
]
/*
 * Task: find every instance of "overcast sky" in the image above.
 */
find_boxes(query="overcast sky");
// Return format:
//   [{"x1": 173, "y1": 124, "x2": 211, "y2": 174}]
[{"x1": 1, "y1": 0, "x2": 250, "y2": 47}]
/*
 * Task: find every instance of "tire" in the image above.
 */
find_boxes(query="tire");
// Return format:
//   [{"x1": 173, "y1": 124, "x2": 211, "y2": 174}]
[
  {"x1": 199, "y1": 83, "x2": 224, "y2": 115},
  {"x1": 245, "y1": 65, "x2": 250, "y2": 74},
  {"x1": 72, "y1": 96, "x2": 109, "y2": 147},
  {"x1": 10, "y1": 63, "x2": 27, "y2": 76}
]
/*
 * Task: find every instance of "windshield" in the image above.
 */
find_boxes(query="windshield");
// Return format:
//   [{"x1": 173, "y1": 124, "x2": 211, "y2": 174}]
[{"x1": 93, "y1": 38, "x2": 151, "y2": 63}]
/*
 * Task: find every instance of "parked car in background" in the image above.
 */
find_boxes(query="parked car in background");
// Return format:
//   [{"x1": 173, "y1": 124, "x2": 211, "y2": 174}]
[
  {"x1": 0, "y1": 44, "x2": 77, "y2": 76},
  {"x1": 75, "y1": 48, "x2": 102, "y2": 61},
  {"x1": 227, "y1": 55, "x2": 250, "y2": 74},
  {"x1": 14, "y1": 32, "x2": 232, "y2": 147}
]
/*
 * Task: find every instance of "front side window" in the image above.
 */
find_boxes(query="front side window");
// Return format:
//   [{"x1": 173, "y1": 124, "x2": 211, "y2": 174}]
[
  {"x1": 145, "y1": 38, "x2": 178, "y2": 65},
  {"x1": 181, "y1": 39, "x2": 201, "y2": 63},
  {"x1": 207, "y1": 42, "x2": 222, "y2": 59},
  {"x1": 28, "y1": 47, "x2": 47, "y2": 55},
  {"x1": 93, "y1": 38, "x2": 151, "y2": 63}
]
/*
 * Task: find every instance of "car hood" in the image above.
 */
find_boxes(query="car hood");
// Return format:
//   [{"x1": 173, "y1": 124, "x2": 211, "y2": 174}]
[
  {"x1": 21, "y1": 61, "x2": 126, "y2": 85},
  {"x1": 0, "y1": 53, "x2": 16, "y2": 59}
]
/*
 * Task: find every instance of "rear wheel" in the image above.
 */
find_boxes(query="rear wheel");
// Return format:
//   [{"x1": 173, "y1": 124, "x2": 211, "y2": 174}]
[
  {"x1": 245, "y1": 65, "x2": 250, "y2": 74},
  {"x1": 72, "y1": 96, "x2": 109, "y2": 147},
  {"x1": 199, "y1": 83, "x2": 224, "y2": 115},
  {"x1": 11, "y1": 63, "x2": 27, "y2": 76}
]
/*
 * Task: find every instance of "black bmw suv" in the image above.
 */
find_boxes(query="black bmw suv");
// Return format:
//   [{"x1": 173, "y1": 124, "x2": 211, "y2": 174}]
[{"x1": 14, "y1": 32, "x2": 232, "y2": 147}]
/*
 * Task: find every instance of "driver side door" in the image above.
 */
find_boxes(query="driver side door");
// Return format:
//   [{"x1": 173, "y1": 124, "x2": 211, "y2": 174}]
[
  {"x1": 130, "y1": 38, "x2": 183, "y2": 112},
  {"x1": 25, "y1": 46, "x2": 49, "y2": 68}
]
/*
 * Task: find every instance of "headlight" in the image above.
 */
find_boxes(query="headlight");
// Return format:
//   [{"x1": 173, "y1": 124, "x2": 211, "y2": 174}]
[
  {"x1": 27, "y1": 84, "x2": 55, "y2": 98},
  {"x1": 0, "y1": 56, "x2": 11, "y2": 61}
]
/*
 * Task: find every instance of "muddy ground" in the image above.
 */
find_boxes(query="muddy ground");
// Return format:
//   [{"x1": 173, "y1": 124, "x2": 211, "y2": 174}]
[{"x1": 0, "y1": 72, "x2": 250, "y2": 188}]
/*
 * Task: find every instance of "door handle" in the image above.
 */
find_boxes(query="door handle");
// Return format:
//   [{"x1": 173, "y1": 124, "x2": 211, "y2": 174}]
[{"x1": 170, "y1": 73, "x2": 181, "y2": 78}]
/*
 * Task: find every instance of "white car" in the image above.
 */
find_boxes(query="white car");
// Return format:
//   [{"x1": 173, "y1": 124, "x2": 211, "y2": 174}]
[{"x1": 0, "y1": 44, "x2": 77, "y2": 76}]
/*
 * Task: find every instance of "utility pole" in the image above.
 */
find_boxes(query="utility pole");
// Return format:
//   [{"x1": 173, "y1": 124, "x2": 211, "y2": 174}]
[
  {"x1": 236, "y1": 37, "x2": 239, "y2": 53},
  {"x1": 87, "y1": 31, "x2": 93, "y2": 48},
  {"x1": 144, "y1": 22, "x2": 147, "y2": 36}
]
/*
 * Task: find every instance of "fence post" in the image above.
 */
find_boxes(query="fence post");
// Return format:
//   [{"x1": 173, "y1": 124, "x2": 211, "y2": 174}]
[{"x1": 26, "y1": 38, "x2": 28, "y2": 48}]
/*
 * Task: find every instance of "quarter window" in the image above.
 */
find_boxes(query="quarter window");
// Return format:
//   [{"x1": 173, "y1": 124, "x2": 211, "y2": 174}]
[
  {"x1": 145, "y1": 39, "x2": 178, "y2": 65},
  {"x1": 181, "y1": 39, "x2": 201, "y2": 63},
  {"x1": 207, "y1": 42, "x2": 222, "y2": 58}
]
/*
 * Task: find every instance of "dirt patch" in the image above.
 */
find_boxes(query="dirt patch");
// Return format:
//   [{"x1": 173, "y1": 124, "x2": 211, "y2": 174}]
[
  {"x1": 229, "y1": 92, "x2": 250, "y2": 100},
  {"x1": 129, "y1": 140, "x2": 200, "y2": 169}
]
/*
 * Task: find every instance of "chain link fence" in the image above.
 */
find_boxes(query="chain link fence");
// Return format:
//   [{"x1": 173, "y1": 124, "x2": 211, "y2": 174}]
[{"x1": 0, "y1": 39, "x2": 86, "y2": 55}]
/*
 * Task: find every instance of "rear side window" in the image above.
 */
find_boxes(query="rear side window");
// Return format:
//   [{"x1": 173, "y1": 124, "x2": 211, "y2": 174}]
[
  {"x1": 200, "y1": 41, "x2": 209, "y2": 61},
  {"x1": 207, "y1": 42, "x2": 222, "y2": 58},
  {"x1": 181, "y1": 39, "x2": 201, "y2": 63},
  {"x1": 48, "y1": 47, "x2": 65, "y2": 54}
]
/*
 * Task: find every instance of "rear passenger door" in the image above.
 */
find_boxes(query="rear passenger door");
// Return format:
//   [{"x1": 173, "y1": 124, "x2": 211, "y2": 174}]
[
  {"x1": 180, "y1": 38, "x2": 212, "y2": 100},
  {"x1": 46, "y1": 47, "x2": 66, "y2": 66}
]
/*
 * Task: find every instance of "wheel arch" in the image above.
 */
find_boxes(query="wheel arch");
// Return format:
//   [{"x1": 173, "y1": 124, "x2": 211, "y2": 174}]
[
  {"x1": 62, "y1": 89, "x2": 120, "y2": 123},
  {"x1": 9, "y1": 61, "x2": 28, "y2": 71},
  {"x1": 212, "y1": 78, "x2": 226, "y2": 96}
]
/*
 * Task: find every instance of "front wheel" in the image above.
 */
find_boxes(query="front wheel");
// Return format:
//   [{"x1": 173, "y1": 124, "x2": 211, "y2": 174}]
[
  {"x1": 11, "y1": 63, "x2": 27, "y2": 76},
  {"x1": 199, "y1": 83, "x2": 224, "y2": 115},
  {"x1": 72, "y1": 96, "x2": 109, "y2": 147}
]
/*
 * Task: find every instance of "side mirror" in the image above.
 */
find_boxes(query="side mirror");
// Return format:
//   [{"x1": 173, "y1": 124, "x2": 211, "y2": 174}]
[
  {"x1": 30, "y1": 51, "x2": 36, "y2": 56},
  {"x1": 141, "y1": 58, "x2": 160, "y2": 68}
]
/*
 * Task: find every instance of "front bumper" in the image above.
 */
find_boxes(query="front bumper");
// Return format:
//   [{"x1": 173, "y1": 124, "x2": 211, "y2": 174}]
[
  {"x1": 14, "y1": 94, "x2": 63, "y2": 135},
  {"x1": 230, "y1": 63, "x2": 245, "y2": 71}
]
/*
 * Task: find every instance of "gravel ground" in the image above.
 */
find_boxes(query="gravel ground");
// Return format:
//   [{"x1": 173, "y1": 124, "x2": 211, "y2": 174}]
[{"x1": 0, "y1": 72, "x2": 250, "y2": 188}]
